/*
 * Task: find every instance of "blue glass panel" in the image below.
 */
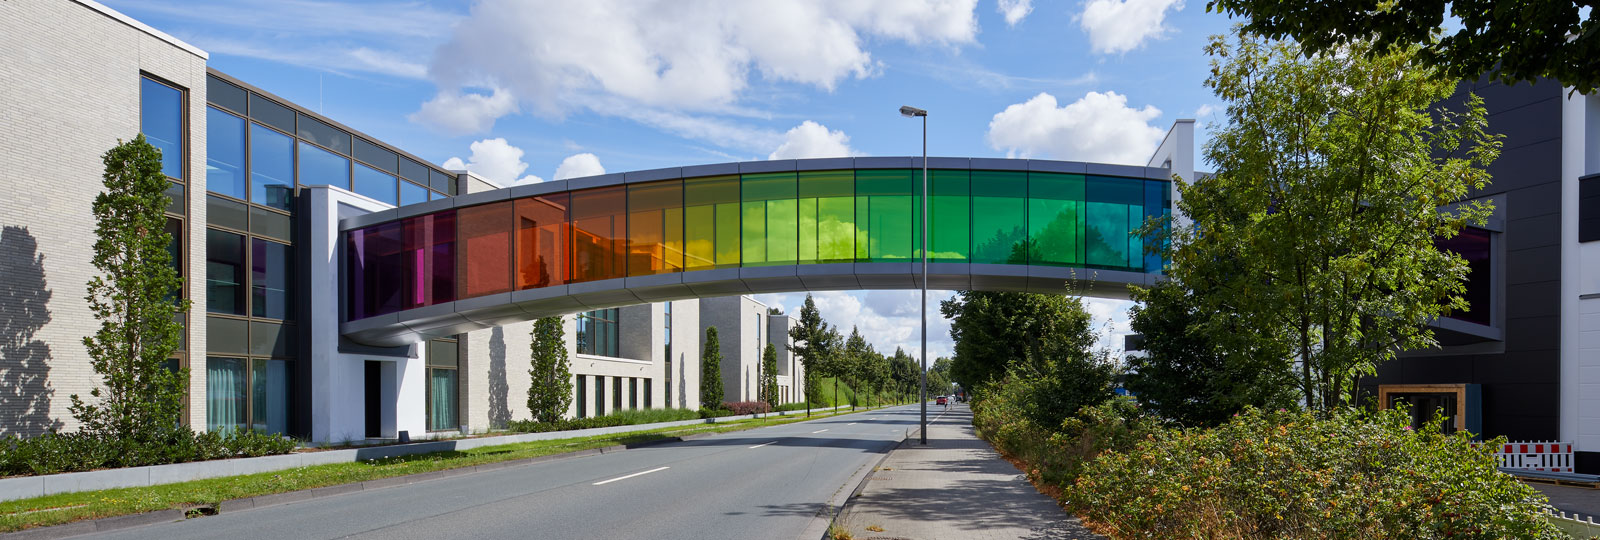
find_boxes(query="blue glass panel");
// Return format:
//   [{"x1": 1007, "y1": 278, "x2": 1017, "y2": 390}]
[
  {"x1": 249, "y1": 124, "x2": 294, "y2": 211},
  {"x1": 354, "y1": 164, "x2": 398, "y2": 206},
  {"x1": 140, "y1": 77, "x2": 184, "y2": 180},
  {"x1": 205, "y1": 107, "x2": 246, "y2": 199},
  {"x1": 298, "y1": 141, "x2": 350, "y2": 190},
  {"x1": 400, "y1": 180, "x2": 428, "y2": 206},
  {"x1": 1143, "y1": 180, "x2": 1167, "y2": 272}
]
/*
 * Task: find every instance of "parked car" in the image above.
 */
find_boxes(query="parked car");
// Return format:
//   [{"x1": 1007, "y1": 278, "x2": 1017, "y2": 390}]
[{"x1": 936, "y1": 396, "x2": 948, "y2": 405}]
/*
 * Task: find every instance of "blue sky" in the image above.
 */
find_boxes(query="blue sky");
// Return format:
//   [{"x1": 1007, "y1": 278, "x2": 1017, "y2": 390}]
[{"x1": 108, "y1": 0, "x2": 1239, "y2": 361}]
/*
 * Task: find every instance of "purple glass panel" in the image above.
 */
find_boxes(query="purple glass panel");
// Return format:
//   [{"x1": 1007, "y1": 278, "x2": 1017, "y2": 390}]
[
  {"x1": 347, "y1": 221, "x2": 404, "y2": 320},
  {"x1": 1438, "y1": 226, "x2": 1491, "y2": 326},
  {"x1": 402, "y1": 211, "x2": 456, "y2": 309}
]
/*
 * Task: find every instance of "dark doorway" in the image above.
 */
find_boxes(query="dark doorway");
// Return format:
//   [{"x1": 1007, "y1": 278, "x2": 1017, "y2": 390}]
[
  {"x1": 365, "y1": 360, "x2": 381, "y2": 438},
  {"x1": 1389, "y1": 392, "x2": 1458, "y2": 433}
]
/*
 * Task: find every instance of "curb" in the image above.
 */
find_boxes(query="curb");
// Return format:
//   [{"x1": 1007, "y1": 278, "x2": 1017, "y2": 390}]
[
  {"x1": 2, "y1": 406, "x2": 883, "y2": 539},
  {"x1": 800, "y1": 405, "x2": 948, "y2": 540}
]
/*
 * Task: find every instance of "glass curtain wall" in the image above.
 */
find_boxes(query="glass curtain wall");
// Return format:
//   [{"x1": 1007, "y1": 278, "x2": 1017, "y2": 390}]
[{"x1": 347, "y1": 169, "x2": 1172, "y2": 321}]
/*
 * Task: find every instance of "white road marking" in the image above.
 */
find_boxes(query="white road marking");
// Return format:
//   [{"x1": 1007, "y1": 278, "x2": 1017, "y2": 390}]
[
  {"x1": 847, "y1": 423, "x2": 857, "y2": 426},
  {"x1": 593, "y1": 466, "x2": 669, "y2": 485},
  {"x1": 811, "y1": 429, "x2": 829, "y2": 434},
  {"x1": 748, "y1": 441, "x2": 778, "y2": 449}
]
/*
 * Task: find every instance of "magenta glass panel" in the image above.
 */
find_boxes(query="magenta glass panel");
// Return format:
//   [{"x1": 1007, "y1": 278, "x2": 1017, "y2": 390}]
[{"x1": 402, "y1": 211, "x2": 456, "y2": 309}]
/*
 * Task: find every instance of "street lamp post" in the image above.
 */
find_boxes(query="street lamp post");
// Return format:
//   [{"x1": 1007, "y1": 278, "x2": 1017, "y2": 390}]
[{"x1": 899, "y1": 105, "x2": 928, "y2": 445}]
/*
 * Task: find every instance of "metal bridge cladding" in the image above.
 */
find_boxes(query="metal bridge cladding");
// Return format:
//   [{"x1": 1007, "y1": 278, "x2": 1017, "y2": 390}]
[{"x1": 339, "y1": 157, "x2": 1174, "y2": 346}]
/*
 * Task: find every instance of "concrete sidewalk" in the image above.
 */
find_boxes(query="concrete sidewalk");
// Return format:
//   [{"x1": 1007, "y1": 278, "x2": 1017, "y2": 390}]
[{"x1": 837, "y1": 404, "x2": 1104, "y2": 540}]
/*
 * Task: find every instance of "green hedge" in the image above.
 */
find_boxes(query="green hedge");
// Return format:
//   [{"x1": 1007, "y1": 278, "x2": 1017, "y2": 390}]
[
  {"x1": 506, "y1": 408, "x2": 704, "y2": 433},
  {"x1": 0, "y1": 428, "x2": 295, "y2": 476},
  {"x1": 1070, "y1": 408, "x2": 1563, "y2": 539}
]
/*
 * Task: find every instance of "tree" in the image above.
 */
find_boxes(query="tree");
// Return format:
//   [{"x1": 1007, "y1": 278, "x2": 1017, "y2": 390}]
[
  {"x1": 1125, "y1": 280, "x2": 1297, "y2": 426},
  {"x1": 787, "y1": 294, "x2": 836, "y2": 414},
  {"x1": 939, "y1": 291, "x2": 1096, "y2": 395},
  {"x1": 526, "y1": 316, "x2": 572, "y2": 424},
  {"x1": 70, "y1": 135, "x2": 190, "y2": 443},
  {"x1": 841, "y1": 327, "x2": 872, "y2": 410},
  {"x1": 1163, "y1": 30, "x2": 1498, "y2": 410},
  {"x1": 1208, "y1": 0, "x2": 1600, "y2": 93},
  {"x1": 701, "y1": 326, "x2": 724, "y2": 409},
  {"x1": 889, "y1": 349, "x2": 918, "y2": 404},
  {"x1": 761, "y1": 343, "x2": 779, "y2": 407},
  {"x1": 766, "y1": 307, "x2": 783, "y2": 316}
]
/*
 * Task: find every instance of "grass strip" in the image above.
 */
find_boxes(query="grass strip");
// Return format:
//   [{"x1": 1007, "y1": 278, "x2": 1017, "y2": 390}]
[{"x1": 0, "y1": 406, "x2": 889, "y2": 533}]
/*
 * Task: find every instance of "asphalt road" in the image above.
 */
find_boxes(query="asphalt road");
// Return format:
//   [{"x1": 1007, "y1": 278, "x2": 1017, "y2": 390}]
[{"x1": 85, "y1": 404, "x2": 936, "y2": 540}]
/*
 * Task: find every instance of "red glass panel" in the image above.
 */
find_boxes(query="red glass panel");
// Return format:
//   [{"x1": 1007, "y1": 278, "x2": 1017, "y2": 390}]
[
  {"x1": 516, "y1": 194, "x2": 569, "y2": 289},
  {"x1": 457, "y1": 201, "x2": 514, "y2": 299},
  {"x1": 402, "y1": 210, "x2": 455, "y2": 308},
  {"x1": 569, "y1": 186, "x2": 627, "y2": 283},
  {"x1": 628, "y1": 180, "x2": 683, "y2": 276}
]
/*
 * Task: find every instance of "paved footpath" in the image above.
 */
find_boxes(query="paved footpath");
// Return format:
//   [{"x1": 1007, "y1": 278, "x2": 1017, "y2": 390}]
[{"x1": 838, "y1": 403, "x2": 1105, "y2": 540}]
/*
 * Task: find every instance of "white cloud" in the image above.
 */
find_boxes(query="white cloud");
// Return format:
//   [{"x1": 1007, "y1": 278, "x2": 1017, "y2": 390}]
[
  {"x1": 997, "y1": 0, "x2": 1033, "y2": 26},
  {"x1": 440, "y1": 138, "x2": 543, "y2": 186},
  {"x1": 1194, "y1": 103, "x2": 1218, "y2": 118},
  {"x1": 1077, "y1": 0, "x2": 1184, "y2": 55},
  {"x1": 768, "y1": 121, "x2": 859, "y2": 160},
  {"x1": 409, "y1": 89, "x2": 518, "y2": 136},
  {"x1": 986, "y1": 91, "x2": 1166, "y2": 165},
  {"x1": 418, "y1": 0, "x2": 980, "y2": 135},
  {"x1": 553, "y1": 153, "x2": 606, "y2": 180}
]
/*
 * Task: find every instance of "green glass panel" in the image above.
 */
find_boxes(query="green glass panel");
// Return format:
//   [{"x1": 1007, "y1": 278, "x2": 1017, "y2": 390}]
[
  {"x1": 930, "y1": 169, "x2": 970, "y2": 261},
  {"x1": 798, "y1": 198, "x2": 818, "y2": 263},
  {"x1": 1028, "y1": 172, "x2": 1085, "y2": 266},
  {"x1": 971, "y1": 171, "x2": 1028, "y2": 264},
  {"x1": 741, "y1": 201, "x2": 766, "y2": 264},
  {"x1": 1085, "y1": 176, "x2": 1144, "y2": 270},
  {"x1": 766, "y1": 198, "x2": 797, "y2": 264},
  {"x1": 856, "y1": 169, "x2": 918, "y2": 262},
  {"x1": 741, "y1": 172, "x2": 797, "y2": 200},
  {"x1": 798, "y1": 170, "x2": 854, "y2": 264},
  {"x1": 1128, "y1": 204, "x2": 1144, "y2": 269},
  {"x1": 817, "y1": 196, "x2": 855, "y2": 262},
  {"x1": 684, "y1": 175, "x2": 740, "y2": 269}
]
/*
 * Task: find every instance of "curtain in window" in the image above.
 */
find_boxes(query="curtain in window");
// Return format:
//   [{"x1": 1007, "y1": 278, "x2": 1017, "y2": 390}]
[
  {"x1": 207, "y1": 357, "x2": 245, "y2": 433},
  {"x1": 429, "y1": 369, "x2": 458, "y2": 431}
]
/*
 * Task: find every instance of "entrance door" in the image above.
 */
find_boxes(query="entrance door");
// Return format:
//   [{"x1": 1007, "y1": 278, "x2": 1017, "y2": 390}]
[{"x1": 365, "y1": 360, "x2": 381, "y2": 438}]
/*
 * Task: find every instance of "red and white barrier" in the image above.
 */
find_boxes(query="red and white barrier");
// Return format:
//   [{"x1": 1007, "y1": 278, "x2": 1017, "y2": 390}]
[{"x1": 1491, "y1": 441, "x2": 1574, "y2": 473}]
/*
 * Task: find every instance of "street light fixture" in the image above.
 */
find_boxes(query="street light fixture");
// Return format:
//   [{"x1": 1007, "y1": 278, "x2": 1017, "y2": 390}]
[{"x1": 899, "y1": 104, "x2": 928, "y2": 444}]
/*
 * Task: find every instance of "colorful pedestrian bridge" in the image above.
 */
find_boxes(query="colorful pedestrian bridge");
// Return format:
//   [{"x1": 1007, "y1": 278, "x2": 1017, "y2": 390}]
[{"x1": 339, "y1": 157, "x2": 1174, "y2": 346}]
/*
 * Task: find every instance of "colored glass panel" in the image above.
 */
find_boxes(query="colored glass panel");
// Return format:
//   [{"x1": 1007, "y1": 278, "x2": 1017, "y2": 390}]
[
  {"x1": 1142, "y1": 180, "x2": 1168, "y2": 273},
  {"x1": 515, "y1": 194, "x2": 569, "y2": 289},
  {"x1": 684, "y1": 175, "x2": 740, "y2": 270},
  {"x1": 1028, "y1": 172, "x2": 1084, "y2": 266},
  {"x1": 401, "y1": 211, "x2": 455, "y2": 308},
  {"x1": 930, "y1": 169, "x2": 970, "y2": 261},
  {"x1": 798, "y1": 170, "x2": 855, "y2": 264},
  {"x1": 1085, "y1": 176, "x2": 1144, "y2": 270},
  {"x1": 1439, "y1": 227, "x2": 1492, "y2": 326},
  {"x1": 347, "y1": 221, "x2": 403, "y2": 319},
  {"x1": 457, "y1": 201, "x2": 514, "y2": 299},
  {"x1": 628, "y1": 180, "x2": 684, "y2": 276},
  {"x1": 856, "y1": 169, "x2": 918, "y2": 261},
  {"x1": 741, "y1": 173, "x2": 797, "y2": 266},
  {"x1": 971, "y1": 171, "x2": 1027, "y2": 264},
  {"x1": 570, "y1": 186, "x2": 627, "y2": 283}
]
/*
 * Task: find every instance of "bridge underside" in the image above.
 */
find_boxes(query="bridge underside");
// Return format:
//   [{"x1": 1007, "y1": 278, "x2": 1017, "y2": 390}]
[{"x1": 342, "y1": 263, "x2": 1155, "y2": 347}]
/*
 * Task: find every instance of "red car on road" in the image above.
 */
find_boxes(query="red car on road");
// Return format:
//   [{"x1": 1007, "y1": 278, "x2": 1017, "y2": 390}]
[{"x1": 936, "y1": 396, "x2": 948, "y2": 405}]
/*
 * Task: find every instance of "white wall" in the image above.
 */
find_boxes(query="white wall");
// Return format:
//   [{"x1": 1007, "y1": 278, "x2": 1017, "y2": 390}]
[{"x1": 1561, "y1": 91, "x2": 1600, "y2": 454}]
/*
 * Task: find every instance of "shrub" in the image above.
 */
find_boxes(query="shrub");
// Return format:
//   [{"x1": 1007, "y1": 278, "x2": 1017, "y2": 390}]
[
  {"x1": 773, "y1": 402, "x2": 828, "y2": 412},
  {"x1": 722, "y1": 401, "x2": 771, "y2": 415},
  {"x1": 972, "y1": 376, "x2": 1159, "y2": 490},
  {"x1": 0, "y1": 427, "x2": 296, "y2": 477},
  {"x1": 507, "y1": 408, "x2": 702, "y2": 433},
  {"x1": 1070, "y1": 407, "x2": 1564, "y2": 539},
  {"x1": 697, "y1": 408, "x2": 734, "y2": 419}
]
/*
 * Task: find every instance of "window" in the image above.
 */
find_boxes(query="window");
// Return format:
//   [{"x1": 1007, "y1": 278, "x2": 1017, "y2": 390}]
[
  {"x1": 629, "y1": 378, "x2": 638, "y2": 410},
  {"x1": 644, "y1": 380, "x2": 652, "y2": 410},
  {"x1": 206, "y1": 107, "x2": 247, "y2": 199},
  {"x1": 426, "y1": 340, "x2": 459, "y2": 431},
  {"x1": 1438, "y1": 227, "x2": 1492, "y2": 326},
  {"x1": 206, "y1": 229, "x2": 246, "y2": 315},
  {"x1": 576, "y1": 308, "x2": 620, "y2": 357},
  {"x1": 613, "y1": 376, "x2": 622, "y2": 411},
  {"x1": 595, "y1": 376, "x2": 606, "y2": 416},
  {"x1": 298, "y1": 141, "x2": 350, "y2": 190},
  {"x1": 251, "y1": 239, "x2": 293, "y2": 319},
  {"x1": 140, "y1": 76, "x2": 184, "y2": 180},
  {"x1": 250, "y1": 123, "x2": 294, "y2": 211},
  {"x1": 400, "y1": 180, "x2": 429, "y2": 206},
  {"x1": 1582, "y1": 174, "x2": 1600, "y2": 242},
  {"x1": 206, "y1": 356, "x2": 286, "y2": 434},
  {"x1": 354, "y1": 164, "x2": 398, "y2": 206}
]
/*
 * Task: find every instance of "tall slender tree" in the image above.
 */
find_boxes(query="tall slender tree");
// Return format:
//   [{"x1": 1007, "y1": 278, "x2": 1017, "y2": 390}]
[
  {"x1": 787, "y1": 294, "x2": 835, "y2": 415},
  {"x1": 71, "y1": 135, "x2": 190, "y2": 444},
  {"x1": 701, "y1": 326, "x2": 724, "y2": 409},
  {"x1": 761, "y1": 343, "x2": 779, "y2": 407},
  {"x1": 527, "y1": 316, "x2": 572, "y2": 424}
]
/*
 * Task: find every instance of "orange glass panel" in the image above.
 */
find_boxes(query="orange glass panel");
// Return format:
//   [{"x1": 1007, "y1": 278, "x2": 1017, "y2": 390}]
[
  {"x1": 570, "y1": 186, "x2": 627, "y2": 283},
  {"x1": 456, "y1": 201, "x2": 514, "y2": 299},
  {"x1": 515, "y1": 194, "x2": 569, "y2": 289},
  {"x1": 627, "y1": 180, "x2": 683, "y2": 276}
]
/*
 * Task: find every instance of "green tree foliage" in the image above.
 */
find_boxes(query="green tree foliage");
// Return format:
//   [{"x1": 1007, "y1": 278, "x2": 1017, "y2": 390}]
[
  {"x1": 1125, "y1": 280, "x2": 1297, "y2": 427},
  {"x1": 526, "y1": 316, "x2": 572, "y2": 424},
  {"x1": 761, "y1": 343, "x2": 779, "y2": 407},
  {"x1": 889, "y1": 348, "x2": 919, "y2": 402},
  {"x1": 70, "y1": 135, "x2": 190, "y2": 443},
  {"x1": 927, "y1": 356, "x2": 954, "y2": 397},
  {"x1": 841, "y1": 327, "x2": 872, "y2": 410},
  {"x1": 786, "y1": 294, "x2": 836, "y2": 408},
  {"x1": 939, "y1": 291, "x2": 1097, "y2": 395},
  {"x1": 1162, "y1": 31, "x2": 1499, "y2": 410},
  {"x1": 1207, "y1": 0, "x2": 1599, "y2": 93},
  {"x1": 700, "y1": 326, "x2": 724, "y2": 409}
]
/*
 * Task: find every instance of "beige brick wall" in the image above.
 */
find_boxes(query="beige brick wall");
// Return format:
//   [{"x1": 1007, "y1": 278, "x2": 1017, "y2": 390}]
[{"x1": 0, "y1": 1, "x2": 208, "y2": 435}]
